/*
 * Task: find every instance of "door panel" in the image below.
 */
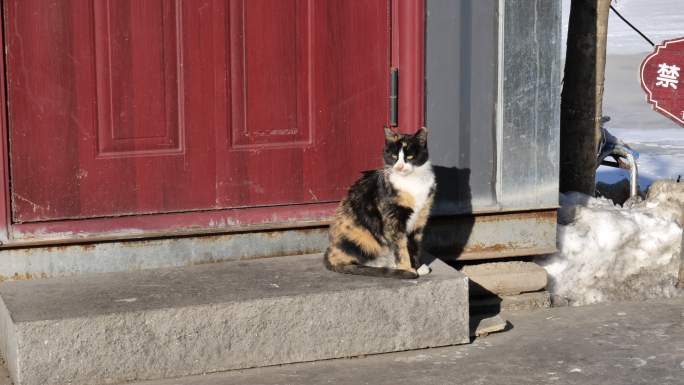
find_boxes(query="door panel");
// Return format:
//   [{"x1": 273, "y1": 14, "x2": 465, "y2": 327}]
[
  {"x1": 94, "y1": 0, "x2": 183, "y2": 156},
  {"x1": 5, "y1": 0, "x2": 389, "y2": 223},
  {"x1": 234, "y1": 0, "x2": 310, "y2": 148}
]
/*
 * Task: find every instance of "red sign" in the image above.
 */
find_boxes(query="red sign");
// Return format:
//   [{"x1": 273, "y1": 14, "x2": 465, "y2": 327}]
[{"x1": 640, "y1": 37, "x2": 684, "y2": 127}]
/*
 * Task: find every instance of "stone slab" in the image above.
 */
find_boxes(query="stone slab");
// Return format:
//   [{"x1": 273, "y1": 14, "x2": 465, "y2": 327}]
[
  {"x1": 470, "y1": 291, "x2": 552, "y2": 315},
  {"x1": 0, "y1": 254, "x2": 469, "y2": 385},
  {"x1": 499, "y1": 291, "x2": 552, "y2": 312},
  {"x1": 470, "y1": 314, "x2": 508, "y2": 337},
  {"x1": 462, "y1": 261, "x2": 548, "y2": 296}
]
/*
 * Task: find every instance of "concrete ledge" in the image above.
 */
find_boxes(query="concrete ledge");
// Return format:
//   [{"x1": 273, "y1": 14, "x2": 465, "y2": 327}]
[
  {"x1": 0, "y1": 227, "x2": 328, "y2": 281},
  {"x1": 0, "y1": 254, "x2": 469, "y2": 385},
  {"x1": 425, "y1": 211, "x2": 557, "y2": 261}
]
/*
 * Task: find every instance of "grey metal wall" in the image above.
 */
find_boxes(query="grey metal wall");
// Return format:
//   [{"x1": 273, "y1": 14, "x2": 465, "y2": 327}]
[
  {"x1": 500, "y1": 0, "x2": 562, "y2": 210},
  {"x1": 426, "y1": 0, "x2": 499, "y2": 215},
  {"x1": 426, "y1": 0, "x2": 561, "y2": 214}
]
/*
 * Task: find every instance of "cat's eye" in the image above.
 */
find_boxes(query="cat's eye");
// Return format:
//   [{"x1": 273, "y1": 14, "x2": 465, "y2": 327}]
[
  {"x1": 392, "y1": 154, "x2": 398, "y2": 159},
  {"x1": 406, "y1": 155, "x2": 414, "y2": 160}
]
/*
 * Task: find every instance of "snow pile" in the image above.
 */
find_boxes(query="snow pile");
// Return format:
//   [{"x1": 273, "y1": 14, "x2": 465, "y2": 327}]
[
  {"x1": 537, "y1": 180, "x2": 684, "y2": 306},
  {"x1": 596, "y1": 178, "x2": 639, "y2": 206}
]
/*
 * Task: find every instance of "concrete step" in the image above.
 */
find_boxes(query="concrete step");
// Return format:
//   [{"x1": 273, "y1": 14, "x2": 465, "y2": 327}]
[
  {"x1": 461, "y1": 261, "x2": 548, "y2": 297},
  {"x1": 0, "y1": 254, "x2": 469, "y2": 385},
  {"x1": 120, "y1": 298, "x2": 684, "y2": 385},
  {"x1": 470, "y1": 291, "x2": 551, "y2": 314}
]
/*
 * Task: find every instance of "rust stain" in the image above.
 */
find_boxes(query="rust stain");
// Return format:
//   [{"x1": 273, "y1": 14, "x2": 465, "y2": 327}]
[
  {"x1": 464, "y1": 242, "x2": 516, "y2": 253},
  {"x1": 472, "y1": 209, "x2": 557, "y2": 224},
  {"x1": 17, "y1": 242, "x2": 102, "y2": 254},
  {"x1": 0, "y1": 272, "x2": 49, "y2": 282},
  {"x1": 80, "y1": 243, "x2": 97, "y2": 251},
  {"x1": 427, "y1": 209, "x2": 557, "y2": 228},
  {"x1": 457, "y1": 246, "x2": 558, "y2": 261}
]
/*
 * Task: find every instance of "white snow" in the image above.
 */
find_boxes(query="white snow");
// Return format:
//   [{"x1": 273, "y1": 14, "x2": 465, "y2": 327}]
[
  {"x1": 537, "y1": 182, "x2": 683, "y2": 306},
  {"x1": 543, "y1": 126, "x2": 684, "y2": 307},
  {"x1": 597, "y1": 128, "x2": 684, "y2": 188}
]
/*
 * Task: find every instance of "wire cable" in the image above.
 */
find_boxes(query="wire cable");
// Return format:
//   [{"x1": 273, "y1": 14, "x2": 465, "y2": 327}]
[{"x1": 609, "y1": 5, "x2": 655, "y2": 47}]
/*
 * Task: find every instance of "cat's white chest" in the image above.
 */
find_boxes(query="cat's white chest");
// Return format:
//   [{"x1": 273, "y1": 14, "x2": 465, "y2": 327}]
[{"x1": 389, "y1": 162, "x2": 435, "y2": 232}]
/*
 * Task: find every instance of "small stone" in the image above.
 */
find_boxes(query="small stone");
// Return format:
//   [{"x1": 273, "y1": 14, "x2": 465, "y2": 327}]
[
  {"x1": 417, "y1": 264, "x2": 431, "y2": 276},
  {"x1": 471, "y1": 314, "x2": 507, "y2": 337},
  {"x1": 551, "y1": 294, "x2": 570, "y2": 307}
]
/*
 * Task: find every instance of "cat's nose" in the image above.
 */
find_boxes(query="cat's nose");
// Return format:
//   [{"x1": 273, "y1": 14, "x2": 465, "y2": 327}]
[{"x1": 395, "y1": 163, "x2": 404, "y2": 171}]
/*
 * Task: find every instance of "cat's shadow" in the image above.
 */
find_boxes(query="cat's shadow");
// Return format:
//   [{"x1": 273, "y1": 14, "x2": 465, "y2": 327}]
[
  {"x1": 432, "y1": 165, "x2": 474, "y2": 215},
  {"x1": 423, "y1": 165, "x2": 474, "y2": 260}
]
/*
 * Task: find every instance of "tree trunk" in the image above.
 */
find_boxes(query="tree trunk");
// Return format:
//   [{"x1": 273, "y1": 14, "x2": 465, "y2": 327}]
[{"x1": 559, "y1": 0, "x2": 611, "y2": 194}]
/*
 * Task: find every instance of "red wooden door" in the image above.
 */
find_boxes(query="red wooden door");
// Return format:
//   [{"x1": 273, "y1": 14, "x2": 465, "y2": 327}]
[{"x1": 5, "y1": 0, "x2": 389, "y2": 223}]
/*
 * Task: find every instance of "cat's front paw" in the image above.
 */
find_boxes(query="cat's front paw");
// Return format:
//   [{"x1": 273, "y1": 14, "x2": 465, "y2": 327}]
[{"x1": 416, "y1": 264, "x2": 431, "y2": 276}]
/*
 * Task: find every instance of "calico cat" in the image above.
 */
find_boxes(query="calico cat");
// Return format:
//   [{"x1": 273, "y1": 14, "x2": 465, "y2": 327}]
[{"x1": 323, "y1": 127, "x2": 436, "y2": 278}]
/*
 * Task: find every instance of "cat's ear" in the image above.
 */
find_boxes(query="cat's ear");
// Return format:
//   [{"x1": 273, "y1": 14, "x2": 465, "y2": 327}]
[
  {"x1": 414, "y1": 127, "x2": 428, "y2": 146},
  {"x1": 384, "y1": 126, "x2": 399, "y2": 142}
]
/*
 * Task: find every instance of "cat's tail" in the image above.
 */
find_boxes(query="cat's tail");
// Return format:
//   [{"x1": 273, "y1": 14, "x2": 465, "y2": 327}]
[{"x1": 323, "y1": 250, "x2": 418, "y2": 279}]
